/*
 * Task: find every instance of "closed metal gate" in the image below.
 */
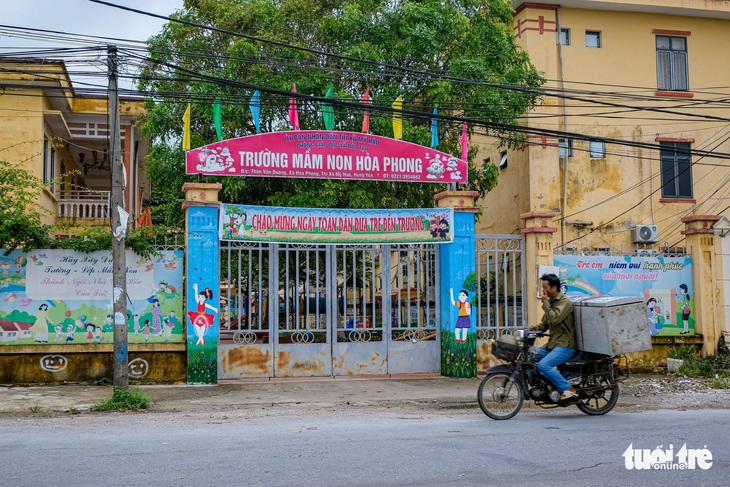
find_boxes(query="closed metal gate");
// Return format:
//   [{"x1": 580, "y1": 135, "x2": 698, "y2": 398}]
[
  {"x1": 219, "y1": 241, "x2": 439, "y2": 378},
  {"x1": 474, "y1": 235, "x2": 526, "y2": 370}
]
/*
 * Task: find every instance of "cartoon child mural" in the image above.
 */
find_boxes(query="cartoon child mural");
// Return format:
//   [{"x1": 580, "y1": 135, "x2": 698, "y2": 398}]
[
  {"x1": 162, "y1": 322, "x2": 172, "y2": 343},
  {"x1": 133, "y1": 314, "x2": 141, "y2": 335},
  {"x1": 54, "y1": 324, "x2": 64, "y2": 342},
  {"x1": 450, "y1": 288, "x2": 472, "y2": 343},
  {"x1": 30, "y1": 303, "x2": 51, "y2": 343},
  {"x1": 431, "y1": 218, "x2": 450, "y2": 240},
  {"x1": 86, "y1": 323, "x2": 95, "y2": 343},
  {"x1": 646, "y1": 298, "x2": 663, "y2": 336},
  {"x1": 151, "y1": 298, "x2": 163, "y2": 335},
  {"x1": 0, "y1": 259, "x2": 12, "y2": 281},
  {"x1": 65, "y1": 324, "x2": 75, "y2": 343},
  {"x1": 166, "y1": 310, "x2": 177, "y2": 330},
  {"x1": 187, "y1": 283, "x2": 217, "y2": 346},
  {"x1": 94, "y1": 325, "x2": 103, "y2": 344},
  {"x1": 678, "y1": 284, "x2": 691, "y2": 334},
  {"x1": 142, "y1": 320, "x2": 151, "y2": 343}
]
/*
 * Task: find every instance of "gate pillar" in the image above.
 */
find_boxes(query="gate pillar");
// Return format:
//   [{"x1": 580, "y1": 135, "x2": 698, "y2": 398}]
[
  {"x1": 520, "y1": 212, "x2": 557, "y2": 330},
  {"x1": 682, "y1": 215, "x2": 721, "y2": 356},
  {"x1": 435, "y1": 190, "x2": 479, "y2": 378},
  {"x1": 182, "y1": 183, "x2": 222, "y2": 383}
]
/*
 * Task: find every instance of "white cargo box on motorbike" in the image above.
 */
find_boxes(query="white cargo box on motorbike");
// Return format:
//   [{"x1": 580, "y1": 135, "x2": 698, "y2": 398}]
[{"x1": 569, "y1": 296, "x2": 652, "y2": 356}]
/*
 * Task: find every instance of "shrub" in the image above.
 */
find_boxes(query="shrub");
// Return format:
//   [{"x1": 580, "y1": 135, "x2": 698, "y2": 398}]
[
  {"x1": 668, "y1": 343, "x2": 695, "y2": 360},
  {"x1": 710, "y1": 376, "x2": 730, "y2": 389},
  {"x1": 92, "y1": 387, "x2": 149, "y2": 411}
]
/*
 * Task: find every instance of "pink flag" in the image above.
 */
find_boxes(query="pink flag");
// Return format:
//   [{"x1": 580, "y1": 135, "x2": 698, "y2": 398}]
[
  {"x1": 289, "y1": 84, "x2": 300, "y2": 130},
  {"x1": 460, "y1": 122, "x2": 468, "y2": 161},
  {"x1": 361, "y1": 88, "x2": 370, "y2": 133}
]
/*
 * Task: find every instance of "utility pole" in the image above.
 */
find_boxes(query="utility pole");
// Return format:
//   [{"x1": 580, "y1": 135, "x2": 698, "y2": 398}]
[{"x1": 108, "y1": 45, "x2": 128, "y2": 388}]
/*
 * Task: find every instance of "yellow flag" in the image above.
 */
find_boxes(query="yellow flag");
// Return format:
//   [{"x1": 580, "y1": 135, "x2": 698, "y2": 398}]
[
  {"x1": 182, "y1": 103, "x2": 191, "y2": 151},
  {"x1": 392, "y1": 96, "x2": 403, "y2": 140}
]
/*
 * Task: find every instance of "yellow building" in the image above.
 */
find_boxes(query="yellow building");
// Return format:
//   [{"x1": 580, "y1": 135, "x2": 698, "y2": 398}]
[
  {"x1": 475, "y1": 1, "x2": 730, "y2": 350},
  {"x1": 479, "y1": 0, "x2": 730, "y2": 244},
  {"x1": 0, "y1": 57, "x2": 150, "y2": 228}
]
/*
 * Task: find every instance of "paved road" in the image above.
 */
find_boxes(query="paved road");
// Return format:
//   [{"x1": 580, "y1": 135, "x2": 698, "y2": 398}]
[{"x1": 1, "y1": 407, "x2": 727, "y2": 487}]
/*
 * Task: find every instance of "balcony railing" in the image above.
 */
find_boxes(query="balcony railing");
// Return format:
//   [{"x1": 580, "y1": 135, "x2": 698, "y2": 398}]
[{"x1": 58, "y1": 190, "x2": 110, "y2": 219}]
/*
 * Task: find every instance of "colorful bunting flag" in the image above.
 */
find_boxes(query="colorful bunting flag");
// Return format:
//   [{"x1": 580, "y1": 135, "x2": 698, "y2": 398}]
[
  {"x1": 249, "y1": 90, "x2": 261, "y2": 134},
  {"x1": 392, "y1": 95, "x2": 403, "y2": 140},
  {"x1": 182, "y1": 103, "x2": 191, "y2": 151},
  {"x1": 361, "y1": 88, "x2": 370, "y2": 133},
  {"x1": 213, "y1": 97, "x2": 223, "y2": 142},
  {"x1": 289, "y1": 84, "x2": 300, "y2": 130},
  {"x1": 322, "y1": 84, "x2": 335, "y2": 130},
  {"x1": 430, "y1": 105, "x2": 438, "y2": 148},
  {"x1": 460, "y1": 122, "x2": 468, "y2": 162}
]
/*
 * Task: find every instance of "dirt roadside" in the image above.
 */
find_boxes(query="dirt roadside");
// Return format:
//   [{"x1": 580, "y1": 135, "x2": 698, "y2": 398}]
[{"x1": 1, "y1": 374, "x2": 728, "y2": 419}]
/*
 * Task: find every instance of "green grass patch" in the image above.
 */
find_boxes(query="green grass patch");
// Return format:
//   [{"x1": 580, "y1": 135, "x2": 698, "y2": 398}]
[
  {"x1": 710, "y1": 376, "x2": 730, "y2": 389},
  {"x1": 92, "y1": 386, "x2": 150, "y2": 412},
  {"x1": 679, "y1": 355, "x2": 730, "y2": 379}
]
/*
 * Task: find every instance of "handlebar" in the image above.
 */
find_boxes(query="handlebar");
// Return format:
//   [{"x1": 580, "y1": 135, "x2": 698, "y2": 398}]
[{"x1": 516, "y1": 328, "x2": 550, "y2": 339}]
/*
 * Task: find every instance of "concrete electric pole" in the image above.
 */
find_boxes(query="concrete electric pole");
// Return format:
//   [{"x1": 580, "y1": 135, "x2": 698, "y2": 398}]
[{"x1": 108, "y1": 45, "x2": 129, "y2": 388}]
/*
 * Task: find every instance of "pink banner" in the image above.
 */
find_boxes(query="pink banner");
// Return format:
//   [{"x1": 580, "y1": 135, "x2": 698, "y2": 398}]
[{"x1": 186, "y1": 131, "x2": 467, "y2": 184}]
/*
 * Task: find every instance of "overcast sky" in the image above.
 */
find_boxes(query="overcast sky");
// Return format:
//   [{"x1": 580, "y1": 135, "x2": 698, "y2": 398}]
[
  {"x1": 1, "y1": 0, "x2": 184, "y2": 90},
  {"x1": 1, "y1": 0, "x2": 182, "y2": 47}
]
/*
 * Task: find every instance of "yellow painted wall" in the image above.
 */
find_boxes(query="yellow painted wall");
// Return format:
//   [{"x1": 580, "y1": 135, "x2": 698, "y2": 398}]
[{"x1": 478, "y1": 3, "x2": 730, "y2": 252}]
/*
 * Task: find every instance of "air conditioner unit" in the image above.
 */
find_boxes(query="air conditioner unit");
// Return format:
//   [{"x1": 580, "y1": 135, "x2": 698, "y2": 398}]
[{"x1": 632, "y1": 225, "x2": 659, "y2": 244}]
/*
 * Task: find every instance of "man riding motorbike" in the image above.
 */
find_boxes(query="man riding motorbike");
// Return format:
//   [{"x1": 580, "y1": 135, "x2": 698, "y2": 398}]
[{"x1": 530, "y1": 273, "x2": 577, "y2": 401}]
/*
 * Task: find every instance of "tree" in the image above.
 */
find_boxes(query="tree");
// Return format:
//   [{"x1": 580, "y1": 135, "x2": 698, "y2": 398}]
[
  {"x1": 138, "y1": 0, "x2": 543, "y2": 217},
  {"x1": 0, "y1": 160, "x2": 53, "y2": 253}
]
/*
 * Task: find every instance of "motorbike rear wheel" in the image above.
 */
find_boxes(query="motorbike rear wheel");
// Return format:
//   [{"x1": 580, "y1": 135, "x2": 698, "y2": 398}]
[
  {"x1": 477, "y1": 372, "x2": 524, "y2": 420},
  {"x1": 576, "y1": 375, "x2": 619, "y2": 415}
]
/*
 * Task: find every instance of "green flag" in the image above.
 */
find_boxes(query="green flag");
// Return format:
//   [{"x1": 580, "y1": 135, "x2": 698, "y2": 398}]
[
  {"x1": 322, "y1": 84, "x2": 335, "y2": 130},
  {"x1": 213, "y1": 97, "x2": 223, "y2": 142}
]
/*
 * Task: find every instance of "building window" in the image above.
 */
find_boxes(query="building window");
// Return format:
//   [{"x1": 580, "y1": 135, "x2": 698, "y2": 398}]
[
  {"x1": 589, "y1": 140, "x2": 606, "y2": 158},
  {"x1": 498, "y1": 152, "x2": 508, "y2": 169},
  {"x1": 43, "y1": 138, "x2": 56, "y2": 194},
  {"x1": 656, "y1": 35, "x2": 688, "y2": 91},
  {"x1": 558, "y1": 28, "x2": 571, "y2": 46},
  {"x1": 43, "y1": 137, "x2": 49, "y2": 182},
  {"x1": 558, "y1": 139, "x2": 573, "y2": 158},
  {"x1": 660, "y1": 141, "x2": 692, "y2": 198},
  {"x1": 586, "y1": 31, "x2": 601, "y2": 48}
]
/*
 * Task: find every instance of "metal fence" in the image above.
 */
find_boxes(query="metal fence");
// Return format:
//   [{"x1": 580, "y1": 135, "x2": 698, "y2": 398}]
[{"x1": 474, "y1": 235, "x2": 526, "y2": 340}]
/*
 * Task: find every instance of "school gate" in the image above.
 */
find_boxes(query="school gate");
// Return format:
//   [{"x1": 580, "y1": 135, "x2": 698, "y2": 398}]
[
  {"x1": 218, "y1": 241, "x2": 440, "y2": 378},
  {"x1": 183, "y1": 133, "x2": 512, "y2": 382}
]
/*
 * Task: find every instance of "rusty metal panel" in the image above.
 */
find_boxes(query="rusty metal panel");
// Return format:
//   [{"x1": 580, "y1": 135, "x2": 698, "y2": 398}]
[
  {"x1": 333, "y1": 342, "x2": 388, "y2": 375},
  {"x1": 388, "y1": 340, "x2": 440, "y2": 374},
  {"x1": 274, "y1": 343, "x2": 331, "y2": 377},
  {"x1": 218, "y1": 344, "x2": 273, "y2": 378}
]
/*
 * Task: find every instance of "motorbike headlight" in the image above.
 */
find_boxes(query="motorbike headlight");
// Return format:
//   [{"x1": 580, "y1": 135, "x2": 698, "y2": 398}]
[{"x1": 514, "y1": 328, "x2": 525, "y2": 340}]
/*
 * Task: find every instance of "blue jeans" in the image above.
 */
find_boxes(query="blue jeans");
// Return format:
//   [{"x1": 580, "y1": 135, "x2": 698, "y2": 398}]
[{"x1": 534, "y1": 346, "x2": 575, "y2": 393}]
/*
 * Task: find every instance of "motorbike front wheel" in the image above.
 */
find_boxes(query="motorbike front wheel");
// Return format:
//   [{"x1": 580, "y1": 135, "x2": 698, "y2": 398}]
[
  {"x1": 477, "y1": 372, "x2": 524, "y2": 420},
  {"x1": 575, "y1": 375, "x2": 619, "y2": 415}
]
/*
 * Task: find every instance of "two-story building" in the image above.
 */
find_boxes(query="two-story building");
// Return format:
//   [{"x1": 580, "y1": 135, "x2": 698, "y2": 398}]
[
  {"x1": 0, "y1": 57, "x2": 150, "y2": 228},
  {"x1": 478, "y1": 0, "x2": 730, "y2": 244}
]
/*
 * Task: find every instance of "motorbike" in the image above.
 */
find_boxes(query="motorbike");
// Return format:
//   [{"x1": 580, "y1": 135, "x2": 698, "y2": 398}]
[{"x1": 477, "y1": 329, "x2": 628, "y2": 420}]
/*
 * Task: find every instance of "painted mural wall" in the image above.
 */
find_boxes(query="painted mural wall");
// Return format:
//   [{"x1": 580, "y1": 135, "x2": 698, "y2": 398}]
[
  {"x1": 0, "y1": 249, "x2": 184, "y2": 345},
  {"x1": 553, "y1": 255, "x2": 694, "y2": 337}
]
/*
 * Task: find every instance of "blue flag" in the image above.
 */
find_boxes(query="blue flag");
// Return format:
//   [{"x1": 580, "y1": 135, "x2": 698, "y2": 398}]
[
  {"x1": 430, "y1": 105, "x2": 438, "y2": 148},
  {"x1": 249, "y1": 90, "x2": 261, "y2": 134}
]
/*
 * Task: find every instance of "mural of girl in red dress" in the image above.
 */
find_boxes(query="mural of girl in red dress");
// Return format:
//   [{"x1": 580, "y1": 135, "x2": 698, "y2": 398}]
[{"x1": 188, "y1": 283, "x2": 217, "y2": 346}]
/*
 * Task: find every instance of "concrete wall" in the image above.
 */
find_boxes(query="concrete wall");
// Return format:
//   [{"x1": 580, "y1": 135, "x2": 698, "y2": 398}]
[{"x1": 0, "y1": 347, "x2": 186, "y2": 386}]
